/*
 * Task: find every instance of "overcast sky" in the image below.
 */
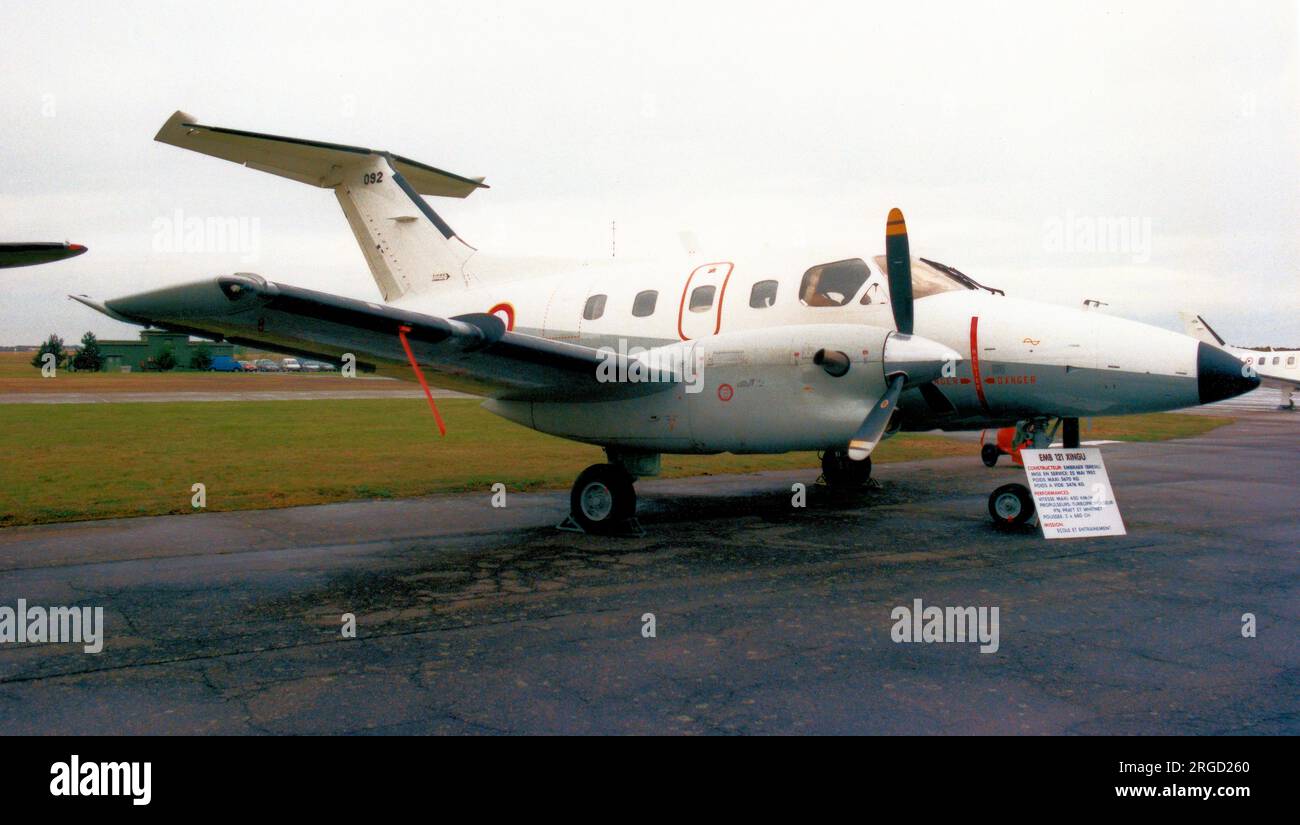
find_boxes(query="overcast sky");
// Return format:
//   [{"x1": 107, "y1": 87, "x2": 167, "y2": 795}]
[{"x1": 1, "y1": 0, "x2": 1296, "y2": 345}]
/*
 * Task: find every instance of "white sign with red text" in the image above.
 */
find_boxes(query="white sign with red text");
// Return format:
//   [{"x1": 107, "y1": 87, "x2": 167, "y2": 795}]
[{"x1": 1021, "y1": 447, "x2": 1126, "y2": 539}]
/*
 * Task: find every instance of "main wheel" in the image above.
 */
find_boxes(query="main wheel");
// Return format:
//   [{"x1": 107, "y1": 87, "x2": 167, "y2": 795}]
[
  {"x1": 570, "y1": 464, "x2": 636, "y2": 533},
  {"x1": 981, "y1": 443, "x2": 1000, "y2": 467},
  {"x1": 821, "y1": 451, "x2": 872, "y2": 488},
  {"x1": 988, "y1": 483, "x2": 1034, "y2": 526}
]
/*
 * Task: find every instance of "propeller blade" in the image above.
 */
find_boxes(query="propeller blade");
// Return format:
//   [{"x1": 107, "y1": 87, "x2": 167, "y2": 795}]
[
  {"x1": 847, "y1": 373, "x2": 905, "y2": 461},
  {"x1": 885, "y1": 208, "x2": 913, "y2": 335}
]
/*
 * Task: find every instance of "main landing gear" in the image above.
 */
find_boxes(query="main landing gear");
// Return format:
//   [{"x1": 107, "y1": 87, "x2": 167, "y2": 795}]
[
  {"x1": 819, "y1": 451, "x2": 873, "y2": 489},
  {"x1": 568, "y1": 464, "x2": 637, "y2": 533},
  {"x1": 560, "y1": 449, "x2": 657, "y2": 536}
]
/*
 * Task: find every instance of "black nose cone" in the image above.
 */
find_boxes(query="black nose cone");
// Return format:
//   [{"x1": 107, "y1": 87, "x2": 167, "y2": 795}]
[{"x1": 1198, "y1": 341, "x2": 1260, "y2": 404}]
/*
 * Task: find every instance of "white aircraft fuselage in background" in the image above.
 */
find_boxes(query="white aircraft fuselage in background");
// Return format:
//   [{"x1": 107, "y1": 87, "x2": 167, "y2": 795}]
[{"x1": 1181, "y1": 312, "x2": 1298, "y2": 406}]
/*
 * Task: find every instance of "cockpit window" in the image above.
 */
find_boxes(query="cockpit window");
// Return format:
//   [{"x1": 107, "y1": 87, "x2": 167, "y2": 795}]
[
  {"x1": 749, "y1": 280, "x2": 778, "y2": 308},
  {"x1": 799, "y1": 259, "x2": 869, "y2": 307},
  {"x1": 632, "y1": 289, "x2": 658, "y2": 317},
  {"x1": 870, "y1": 256, "x2": 1005, "y2": 300},
  {"x1": 871, "y1": 256, "x2": 968, "y2": 300}
]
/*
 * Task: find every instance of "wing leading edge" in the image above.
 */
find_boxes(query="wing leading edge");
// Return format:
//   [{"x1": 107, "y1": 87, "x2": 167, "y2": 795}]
[{"x1": 72, "y1": 275, "x2": 677, "y2": 401}]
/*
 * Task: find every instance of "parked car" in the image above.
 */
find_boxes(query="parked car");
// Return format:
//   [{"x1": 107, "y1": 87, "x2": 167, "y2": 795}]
[
  {"x1": 281, "y1": 357, "x2": 302, "y2": 372},
  {"x1": 300, "y1": 360, "x2": 322, "y2": 372},
  {"x1": 209, "y1": 356, "x2": 241, "y2": 372},
  {"x1": 255, "y1": 359, "x2": 282, "y2": 372},
  {"x1": 239, "y1": 361, "x2": 257, "y2": 372}
]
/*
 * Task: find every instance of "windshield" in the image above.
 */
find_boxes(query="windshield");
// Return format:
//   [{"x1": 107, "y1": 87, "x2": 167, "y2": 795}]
[{"x1": 870, "y1": 256, "x2": 1003, "y2": 299}]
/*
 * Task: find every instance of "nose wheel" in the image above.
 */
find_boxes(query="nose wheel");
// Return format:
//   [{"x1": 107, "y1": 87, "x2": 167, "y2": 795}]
[
  {"x1": 565, "y1": 464, "x2": 639, "y2": 535},
  {"x1": 988, "y1": 483, "x2": 1035, "y2": 526}
]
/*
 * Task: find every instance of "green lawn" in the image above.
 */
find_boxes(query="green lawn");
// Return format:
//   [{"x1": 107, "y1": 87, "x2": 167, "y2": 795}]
[{"x1": 0, "y1": 399, "x2": 1232, "y2": 527}]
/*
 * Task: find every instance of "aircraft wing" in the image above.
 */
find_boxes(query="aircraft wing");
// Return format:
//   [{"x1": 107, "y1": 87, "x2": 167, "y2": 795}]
[
  {"x1": 72, "y1": 274, "x2": 676, "y2": 401},
  {"x1": 0, "y1": 242, "x2": 87, "y2": 269}
]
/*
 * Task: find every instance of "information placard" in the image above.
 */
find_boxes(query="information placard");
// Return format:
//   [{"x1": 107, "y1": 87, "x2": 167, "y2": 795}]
[{"x1": 1020, "y1": 447, "x2": 1126, "y2": 539}]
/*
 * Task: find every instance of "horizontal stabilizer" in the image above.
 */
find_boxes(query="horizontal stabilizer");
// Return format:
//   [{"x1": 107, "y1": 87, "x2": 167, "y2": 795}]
[{"x1": 154, "y1": 110, "x2": 488, "y2": 198}]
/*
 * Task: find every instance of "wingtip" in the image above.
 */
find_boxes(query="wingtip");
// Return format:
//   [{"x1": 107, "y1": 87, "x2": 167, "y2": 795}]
[
  {"x1": 155, "y1": 109, "x2": 198, "y2": 143},
  {"x1": 69, "y1": 293, "x2": 135, "y2": 324}
]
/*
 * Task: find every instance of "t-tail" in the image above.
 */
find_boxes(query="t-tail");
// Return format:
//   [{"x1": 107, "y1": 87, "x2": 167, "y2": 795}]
[{"x1": 154, "y1": 110, "x2": 488, "y2": 302}]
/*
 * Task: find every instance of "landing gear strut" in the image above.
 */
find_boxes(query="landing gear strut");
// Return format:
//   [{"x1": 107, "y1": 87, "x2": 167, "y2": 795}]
[{"x1": 820, "y1": 451, "x2": 873, "y2": 489}]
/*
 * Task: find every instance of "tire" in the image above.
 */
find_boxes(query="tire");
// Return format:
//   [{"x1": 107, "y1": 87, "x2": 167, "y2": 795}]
[
  {"x1": 821, "y1": 451, "x2": 872, "y2": 488},
  {"x1": 981, "y1": 443, "x2": 1000, "y2": 467},
  {"x1": 570, "y1": 464, "x2": 636, "y2": 533},
  {"x1": 988, "y1": 483, "x2": 1035, "y2": 526}
]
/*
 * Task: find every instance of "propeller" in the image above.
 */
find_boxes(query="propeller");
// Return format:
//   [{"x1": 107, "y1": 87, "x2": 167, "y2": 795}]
[
  {"x1": 885, "y1": 207, "x2": 913, "y2": 335},
  {"x1": 848, "y1": 373, "x2": 905, "y2": 461},
  {"x1": 843, "y1": 208, "x2": 953, "y2": 462}
]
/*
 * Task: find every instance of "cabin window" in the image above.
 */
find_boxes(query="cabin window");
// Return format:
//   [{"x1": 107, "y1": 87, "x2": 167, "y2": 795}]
[
  {"x1": 689, "y1": 284, "x2": 716, "y2": 313},
  {"x1": 1288, "y1": 356, "x2": 1295, "y2": 366},
  {"x1": 859, "y1": 281, "x2": 882, "y2": 305},
  {"x1": 749, "y1": 280, "x2": 779, "y2": 308},
  {"x1": 632, "y1": 290, "x2": 659, "y2": 317},
  {"x1": 583, "y1": 294, "x2": 607, "y2": 320},
  {"x1": 799, "y1": 259, "x2": 869, "y2": 307},
  {"x1": 1273, "y1": 356, "x2": 1281, "y2": 365}
]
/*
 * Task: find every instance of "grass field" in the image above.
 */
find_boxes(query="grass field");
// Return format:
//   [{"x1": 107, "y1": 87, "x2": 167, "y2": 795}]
[{"x1": 0, "y1": 397, "x2": 1232, "y2": 527}]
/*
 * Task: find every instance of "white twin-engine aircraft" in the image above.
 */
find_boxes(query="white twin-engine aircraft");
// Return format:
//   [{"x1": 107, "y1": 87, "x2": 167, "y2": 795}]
[{"x1": 74, "y1": 111, "x2": 1259, "y2": 532}]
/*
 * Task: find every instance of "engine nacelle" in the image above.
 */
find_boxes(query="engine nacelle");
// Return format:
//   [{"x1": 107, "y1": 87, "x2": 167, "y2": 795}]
[{"x1": 486, "y1": 324, "x2": 897, "y2": 454}]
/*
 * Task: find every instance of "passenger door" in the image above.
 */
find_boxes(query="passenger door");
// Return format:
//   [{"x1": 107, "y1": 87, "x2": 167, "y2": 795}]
[{"x1": 677, "y1": 262, "x2": 734, "y2": 340}]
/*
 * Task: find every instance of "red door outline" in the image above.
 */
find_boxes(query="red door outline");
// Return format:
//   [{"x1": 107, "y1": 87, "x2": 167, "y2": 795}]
[{"x1": 677, "y1": 262, "x2": 734, "y2": 340}]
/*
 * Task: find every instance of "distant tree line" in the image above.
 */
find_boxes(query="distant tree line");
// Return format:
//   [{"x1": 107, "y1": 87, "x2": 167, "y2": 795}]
[{"x1": 29, "y1": 333, "x2": 212, "y2": 372}]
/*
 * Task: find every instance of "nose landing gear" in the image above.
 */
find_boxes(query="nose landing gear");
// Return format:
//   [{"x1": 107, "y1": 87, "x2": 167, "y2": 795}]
[
  {"x1": 988, "y1": 482, "x2": 1035, "y2": 526},
  {"x1": 983, "y1": 416, "x2": 1078, "y2": 527}
]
